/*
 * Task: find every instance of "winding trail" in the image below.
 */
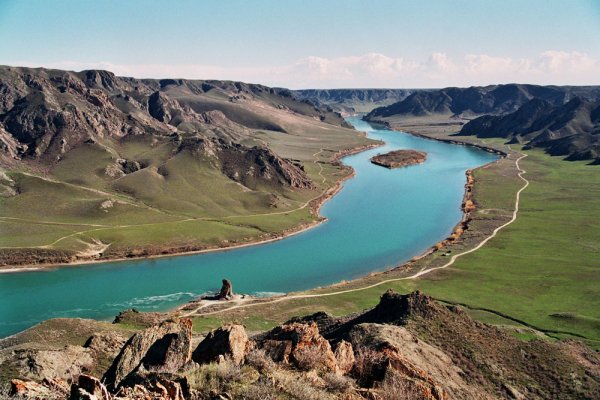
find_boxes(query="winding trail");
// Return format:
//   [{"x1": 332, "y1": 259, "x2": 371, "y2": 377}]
[
  {"x1": 0, "y1": 146, "x2": 342, "y2": 254},
  {"x1": 182, "y1": 151, "x2": 529, "y2": 318}
]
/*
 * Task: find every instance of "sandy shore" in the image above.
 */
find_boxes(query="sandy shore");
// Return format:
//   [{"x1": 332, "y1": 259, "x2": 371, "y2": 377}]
[{"x1": 0, "y1": 142, "x2": 382, "y2": 272}]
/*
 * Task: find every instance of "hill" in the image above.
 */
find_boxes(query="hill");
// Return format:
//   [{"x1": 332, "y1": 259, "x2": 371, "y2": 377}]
[
  {"x1": 364, "y1": 84, "x2": 600, "y2": 119},
  {"x1": 0, "y1": 66, "x2": 375, "y2": 266},
  {"x1": 293, "y1": 88, "x2": 420, "y2": 113},
  {"x1": 2, "y1": 290, "x2": 598, "y2": 399},
  {"x1": 459, "y1": 97, "x2": 600, "y2": 163}
]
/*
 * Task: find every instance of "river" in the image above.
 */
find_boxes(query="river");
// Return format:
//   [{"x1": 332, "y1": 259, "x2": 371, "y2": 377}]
[{"x1": 0, "y1": 117, "x2": 497, "y2": 337}]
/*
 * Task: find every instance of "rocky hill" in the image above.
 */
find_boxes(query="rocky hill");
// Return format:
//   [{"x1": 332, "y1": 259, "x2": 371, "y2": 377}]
[
  {"x1": 294, "y1": 89, "x2": 421, "y2": 113},
  {"x1": 2, "y1": 290, "x2": 598, "y2": 399},
  {"x1": 0, "y1": 66, "x2": 374, "y2": 266},
  {"x1": 0, "y1": 66, "x2": 347, "y2": 166},
  {"x1": 364, "y1": 84, "x2": 600, "y2": 119},
  {"x1": 459, "y1": 97, "x2": 600, "y2": 163}
]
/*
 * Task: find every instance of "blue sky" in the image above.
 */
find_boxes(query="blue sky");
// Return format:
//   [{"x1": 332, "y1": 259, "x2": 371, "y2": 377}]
[{"x1": 1, "y1": 0, "x2": 599, "y2": 88}]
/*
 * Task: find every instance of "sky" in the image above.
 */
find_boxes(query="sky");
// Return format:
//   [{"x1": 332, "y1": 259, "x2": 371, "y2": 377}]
[{"x1": 1, "y1": 0, "x2": 600, "y2": 88}]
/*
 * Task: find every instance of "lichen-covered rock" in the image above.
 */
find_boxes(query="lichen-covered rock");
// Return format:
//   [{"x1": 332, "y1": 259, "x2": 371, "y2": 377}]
[
  {"x1": 192, "y1": 324, "x2": 250, "y2": 365},
  {"x1": 102, "y1": 318, "x2": 192, "y2": 391}
]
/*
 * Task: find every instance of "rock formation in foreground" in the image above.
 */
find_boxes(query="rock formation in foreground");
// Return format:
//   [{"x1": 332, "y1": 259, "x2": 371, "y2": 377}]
[{"x1": 3, "y1": 290, "x2": 599, "y2": 399}]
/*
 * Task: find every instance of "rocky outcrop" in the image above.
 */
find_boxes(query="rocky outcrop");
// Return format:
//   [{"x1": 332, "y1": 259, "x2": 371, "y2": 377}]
[
  {"x1": 69, "y1": 374, "x2": 111, "y2": 400},
  {"x1": 192, "y1": 324, "x2": 250, "y2": 365},
  {"x1": 334, "y1": 340, "x2": 355, "y2": 374},
  {"x1": 10, "y1": 378, "x2": 69, "y2": 399},
  {"x1": 102, "y1": 318, "x2": 192, "y2": 391},
  {"x1": 218, "y1": 278, "x2": 233, "y2": 300},
  {"x1": 8, "y1": 346, "x2": 94, "y2": 382},
  {"x1": 259, "y1": 321, "x2": 338, "y2": 372},
  {"x1": 4, "y1": 290, "x2": 599, "y2": 399},
  {"x1": 178, "y1": 136, "x2": 313, "y2": 189}
]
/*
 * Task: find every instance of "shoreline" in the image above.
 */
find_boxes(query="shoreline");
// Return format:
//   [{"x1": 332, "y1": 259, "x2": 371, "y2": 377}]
[
  {"x1": 362, "y1": 117, "x2": 508, "y2": 157},
  {"x1": 175, "y1": 127, "x2": 509, "y2": 318},
  {"x1": 0, "y1": 142, "x2": 382, "y2": 273}
]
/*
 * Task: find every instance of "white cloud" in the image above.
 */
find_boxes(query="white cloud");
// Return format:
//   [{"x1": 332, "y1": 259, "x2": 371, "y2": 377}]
[{"x1": 9, "y1": 50, "x2": 600, "y2": 89}]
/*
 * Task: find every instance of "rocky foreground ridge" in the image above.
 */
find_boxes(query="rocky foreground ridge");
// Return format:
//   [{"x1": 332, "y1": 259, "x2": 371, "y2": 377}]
[{"x1": 2, "y1": 291, "x2": 598, "y2": 399}]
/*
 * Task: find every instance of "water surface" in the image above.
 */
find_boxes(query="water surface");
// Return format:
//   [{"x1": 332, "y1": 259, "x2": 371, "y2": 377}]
[{"x1": 0, "y1": 118, "x2": 497, "y2": 337}]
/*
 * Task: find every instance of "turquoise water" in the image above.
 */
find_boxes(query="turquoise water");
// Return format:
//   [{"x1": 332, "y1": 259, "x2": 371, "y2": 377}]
[{"x1": 0, "y1": 118, "x2": 497, "y2": 338}]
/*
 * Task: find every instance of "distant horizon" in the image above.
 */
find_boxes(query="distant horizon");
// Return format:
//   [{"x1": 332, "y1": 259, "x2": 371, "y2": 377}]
[
  {"x1": 4, "y1": 63, "x2": 600, "y2": 91},
  {"x1": 1, "y1": 0, "x2": 599, "y2": 88}
]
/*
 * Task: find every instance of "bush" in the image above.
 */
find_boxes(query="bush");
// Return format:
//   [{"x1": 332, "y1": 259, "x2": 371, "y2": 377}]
[
  {"x1": 292, "y1": 345, "x2": 331, "y2": 372},
  {"x1": 377, "y1": 370, "x2": 428, "y2": 400},
  {"x1": 322, "y1": 372, "x2": 354, "y2": 393},
  {"x1": 245, "y1": 349, "x2": 276, "y2": 373},
  {"x1": 351, "y1": 347, "x2": 388, "y2": 387}
]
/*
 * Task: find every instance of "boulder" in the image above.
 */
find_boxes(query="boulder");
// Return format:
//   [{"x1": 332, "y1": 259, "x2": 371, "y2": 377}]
[
  {"x1": 334, "y1": 340, "x2": 355, "y2": 374},
  {"x1": 10, "y1": 379, "x2": 59, "y2": 399},
  {"x1": 192, "y1": 324, "x2": 250, "y2": 365},
  {"x1": 69, "y1": 374, "x2": 111, "y2": 400},
  {"x1": 259, "y1": 322, "x2": 337, "y2": 372},
  {"x1": 9, "y1": 345, "x2": 94, "y2": 382},
  {"x1": 102, "y1": 318, "x2": 192, "y2": 391}
]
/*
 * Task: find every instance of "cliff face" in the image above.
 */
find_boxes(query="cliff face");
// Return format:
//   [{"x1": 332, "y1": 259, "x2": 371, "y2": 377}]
[
  {"x1": 2, "y1": 291, "x2": 598, "y2": 399},
  {"x1": 460, "y1": 97, "x2": 600, "y2": 163}
]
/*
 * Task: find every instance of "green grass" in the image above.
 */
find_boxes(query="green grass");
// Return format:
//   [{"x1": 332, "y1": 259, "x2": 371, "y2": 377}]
[
  {"x1": 0, "y1": 113, "x2": 373, "y2": 261},
  {"x1": 398, "y1": 149, "x2": 600, "y2": 342}
]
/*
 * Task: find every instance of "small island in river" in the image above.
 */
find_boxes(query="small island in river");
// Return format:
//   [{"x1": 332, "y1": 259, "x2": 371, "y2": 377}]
[{"x1": 370, "y1": 149, "x2": 427, "y2": 168}]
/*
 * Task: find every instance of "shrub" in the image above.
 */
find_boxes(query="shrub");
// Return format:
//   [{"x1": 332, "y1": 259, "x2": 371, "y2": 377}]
[{"x1": 351, "y1": 347, "x2": 388, "y2": 387}]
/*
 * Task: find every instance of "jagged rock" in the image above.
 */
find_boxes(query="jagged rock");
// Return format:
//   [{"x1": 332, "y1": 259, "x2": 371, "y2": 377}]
[
  {"x1": 70, "y1": 374, "x2": 111, "y2": 400},
  {"x1": 358, "y1": 289, "x2": 438, "y2": 324},
  {"x1": 114, "y1": 376, "x2": 186, "y2": 400},
  {"x1": 192, "y1": 324, "x2": 250, "y2": 365},
  {"x1": 334, "y1": 340, "x2": 355, "y2": 374},
  {"x1": 102, "y1": 318, "x2": 192, "y2": 391},
  {"x1": 259, "y1": 322, "x2": 337, "y2": 372},
  {"x1": 10, "y1": 379, "x2": 63, "y2": 399},
  {"x1": 148, "y1": 91, "x2": 183, "y2": 123},
  {"x1": 179, "y1": 137, "x2": 313, "y2": 189},
  {"x1": 218, "y1": 279, "x2": 233, "y2": 300}
]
